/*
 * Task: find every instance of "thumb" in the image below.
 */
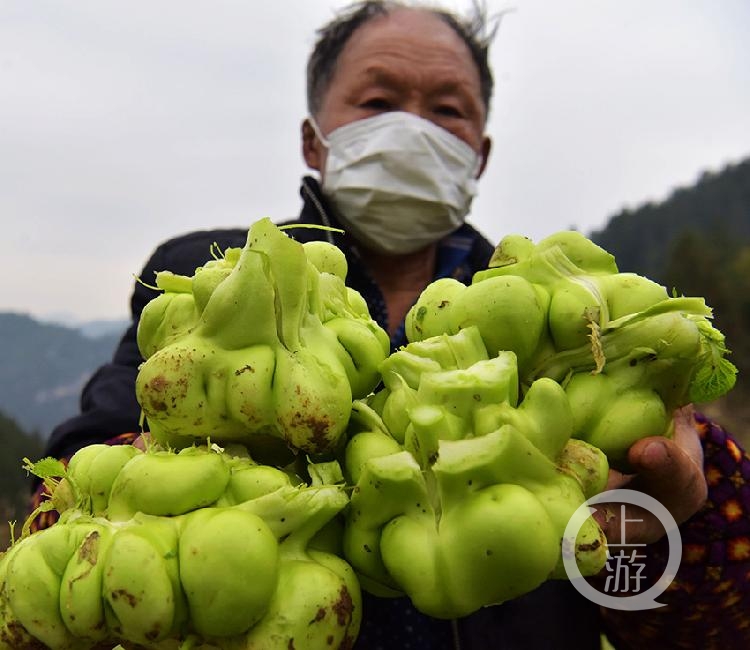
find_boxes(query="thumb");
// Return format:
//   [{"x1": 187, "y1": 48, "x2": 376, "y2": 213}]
[
  {"x1": 593, "y1": 406, "x2": 707, "y2": 545},
  {"x1": 627, "y1": 405, "x2": 707, "y2": 526}
]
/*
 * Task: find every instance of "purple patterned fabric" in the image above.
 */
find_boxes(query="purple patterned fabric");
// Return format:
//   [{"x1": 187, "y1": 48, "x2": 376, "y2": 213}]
[{"x1": 601, "y1": 414, "x2": 750, "y2": 649}]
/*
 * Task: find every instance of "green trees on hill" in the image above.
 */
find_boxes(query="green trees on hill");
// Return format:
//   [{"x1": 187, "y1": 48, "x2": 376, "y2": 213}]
[
  {"x1": 0, "y1": 410, "x2": 43, "y2": 548},
  {"x1": 591, "y1": 159, "x2": 750, "y2": 281}
]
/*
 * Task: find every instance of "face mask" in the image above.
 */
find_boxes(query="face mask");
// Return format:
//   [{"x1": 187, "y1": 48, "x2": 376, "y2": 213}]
[{"x1": 311, "y1": 111, "x2": 481, "y2": 255}]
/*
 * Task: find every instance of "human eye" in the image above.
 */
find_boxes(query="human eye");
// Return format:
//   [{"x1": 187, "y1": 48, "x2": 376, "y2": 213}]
[
  {"x1": 434, "y1": 102, "x2": 464, "y2": 119},
  {"x1": 359, "y1": 96, "x2": 393, "y2": 111}
]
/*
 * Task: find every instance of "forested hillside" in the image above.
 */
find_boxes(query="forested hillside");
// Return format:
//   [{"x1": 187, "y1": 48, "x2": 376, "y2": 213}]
[
  {"x1": 591, "y1": 157, "x2": 750, "y2": 440},
  {"x1": 591, "y1": 159, "x2": 750, "y2": 280},
  {"x1": 0, "y1": 313, "x2": 124, "y2": 437},
  {"x1": 0, "y1": 410, "x2": 44, "y2": 548}
]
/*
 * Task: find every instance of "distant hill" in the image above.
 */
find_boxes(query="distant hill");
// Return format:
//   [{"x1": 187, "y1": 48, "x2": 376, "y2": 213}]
[
  {"x1": 37, "y1": 313, "x2": 129, "y2": 338},
  {"x1": 590, "y1": 158, "x2": 750, "y2": 282},
  {"x1": 0, "y1": 312, "x2": 125, "y2": 438}
]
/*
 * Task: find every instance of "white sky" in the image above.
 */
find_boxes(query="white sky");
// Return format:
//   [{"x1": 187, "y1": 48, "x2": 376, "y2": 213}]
[{"x1": 2, "y1": 0, "x2": 749, "y2": 322}]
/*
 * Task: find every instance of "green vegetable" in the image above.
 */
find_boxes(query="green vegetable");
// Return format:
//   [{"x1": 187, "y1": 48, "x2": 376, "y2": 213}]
[
  {"x1": 8, "y1": 222, "x2": 735, "y2": 643},
  {"x1": 344, "y1": 425, "x2": 606, "y2": 618},
  {"x1": 103, "y1": 514, "x2": 185, "y2": 644},
  {"x1": 342, "y1": 331, "x2": 608, "y2": 618},
  {"x1": 406, "y1": 230, "x2": 737, "y2": 468},
  {"x1": 0, "y1": 475, "x2": 359, "y2": 649},
  {"x1": 178, "y1": 508, "x2": 279, "y2": 637},
  {"x1": 405, "y1": 276, "x2": 549, "y2": 375},
  {"x1": 4, "y1": 518, "x2": 99, "y2": 649},
  {"x1": 26, "y1": 442, "x2": 307, "y2": 524},
  {"x1": 135, "y1": 218, "x2": 389, "y2": 457}
]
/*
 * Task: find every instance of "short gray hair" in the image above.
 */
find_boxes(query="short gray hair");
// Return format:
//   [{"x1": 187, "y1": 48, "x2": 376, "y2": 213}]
[{"x1": 306, "y1": 1, "x2": 499, "y2": 118}]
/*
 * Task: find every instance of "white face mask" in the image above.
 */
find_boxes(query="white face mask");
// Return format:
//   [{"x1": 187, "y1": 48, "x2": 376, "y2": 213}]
[{"x1": 311, "y1": 112, "x2": 481, "y2": 255}]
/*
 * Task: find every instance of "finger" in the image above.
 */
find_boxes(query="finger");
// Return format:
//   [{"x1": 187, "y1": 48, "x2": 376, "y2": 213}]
[
  {"x1": 670, "y1": 404, "x2": 704, "y2": 465},
  {"x1": 626, "y1": 406, "x2": 707, "y2": 526},
  {"x1": 133, "y1": 432, "x2": 151, "y2": 451},
  {"x1": 592, "y1": 407, "x2": 707, "y2": 545}
]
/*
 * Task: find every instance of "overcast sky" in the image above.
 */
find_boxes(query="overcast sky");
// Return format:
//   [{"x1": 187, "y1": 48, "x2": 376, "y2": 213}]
[{"x1": 2, "y1": 0, "x2": 749, "y2": 322}]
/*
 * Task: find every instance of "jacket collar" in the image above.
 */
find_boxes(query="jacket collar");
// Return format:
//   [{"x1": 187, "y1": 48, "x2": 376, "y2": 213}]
[{"x1": 299, "y1": 176, "x2": 340, "y2": 245}]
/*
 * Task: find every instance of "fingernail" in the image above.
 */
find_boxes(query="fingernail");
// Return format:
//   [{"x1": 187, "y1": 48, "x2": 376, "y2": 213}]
[{"x1": 642, "y1": 440, "x2": 668, "y2": 468}]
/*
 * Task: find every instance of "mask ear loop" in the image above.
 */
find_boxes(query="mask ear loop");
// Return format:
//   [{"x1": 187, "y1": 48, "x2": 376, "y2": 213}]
[{"x1": 308, "y1": 116, "x2": 331, "y2": 148}]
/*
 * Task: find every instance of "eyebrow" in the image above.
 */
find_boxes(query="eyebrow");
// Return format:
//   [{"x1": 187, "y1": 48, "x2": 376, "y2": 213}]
[
  {"x1": 356, "y1": 65, "x2": 477, "y2": 99},
  {"x1": 357, "y1": 65, "x2": 408, "y2": 90}
]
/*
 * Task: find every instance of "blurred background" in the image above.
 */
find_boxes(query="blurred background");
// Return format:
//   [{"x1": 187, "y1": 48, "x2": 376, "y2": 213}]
[{"x1": 1, "y1": 0, "x2": 749, "y2": 542}]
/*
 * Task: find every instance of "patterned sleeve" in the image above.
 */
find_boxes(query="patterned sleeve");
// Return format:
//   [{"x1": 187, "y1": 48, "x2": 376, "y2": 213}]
[{"x1": 601, "y1": 413, "x2": 750, "y2": 648}]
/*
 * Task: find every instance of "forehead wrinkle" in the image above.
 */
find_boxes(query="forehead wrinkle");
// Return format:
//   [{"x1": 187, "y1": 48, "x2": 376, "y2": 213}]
[
  {"x1": 340, "y1": 10, "x2": 480, "y2": 78},
  {"x1": 347, "y1": 56, "x2": 479, "y2": 93}
]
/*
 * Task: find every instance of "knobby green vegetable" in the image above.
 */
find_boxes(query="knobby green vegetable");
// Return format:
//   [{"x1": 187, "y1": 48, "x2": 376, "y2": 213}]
[
  {"x1": 406, "y1": 230, "x2": 737, "y2": 468},
  {"x1": 341, "y1": 329, "x2": 608, "y2": 618},
  {"x1": 2, "y1": 456, "x2": 360, "y2": 650},
  {"x1": 25, "y1": 442, "x2": 308, "y2": 525},
  {"x1": 135, "y1": 217, "x2": 389, "y2": 456},
  {"x1": 6, "y1": 224, "x2": 735, "y2": 643}
]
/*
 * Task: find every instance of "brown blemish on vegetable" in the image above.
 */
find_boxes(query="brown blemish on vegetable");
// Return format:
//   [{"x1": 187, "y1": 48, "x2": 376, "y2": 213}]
[
  {"x1": 577, "y1": 539, "x2": 602, "y2": 552},
  {"x1": 310, "y1": 607, "x2": 326, "y2": 624},
  {"x1": 78, "y1": 530, "x2": 100, "y2": 564},
  {"x1": 2, "y1": 620, "x2": 47, "y2": 648},
  {"x1": 143, "y1": 373, "x2": 171, "y2": 411},
  {"x1": 110, "y1": 588, "x2": 138, "y2": 607},
  {"x1": 65, "y1": 530, "x2": 101, "y2": 585},
  {"x1": 235, "y1": 364, "x2": 255, "y2": 375},
  {"x1": 340, "y1": 632, "x2": 355, "y2": 650},
  {"x1": 332, "y1": 585, "x2": 354, "y2": 627},
  {"x1": 284, "y1": 410, "x2": 333, "y2": 453},
  {"x1": 145, "y1": 624, "x2": 163, "y2": 641}
]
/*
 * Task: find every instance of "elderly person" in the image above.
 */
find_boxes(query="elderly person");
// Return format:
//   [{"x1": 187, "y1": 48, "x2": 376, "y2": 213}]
[{"x1": 42, "y1": 2, "x2": 748, "y2": 648}]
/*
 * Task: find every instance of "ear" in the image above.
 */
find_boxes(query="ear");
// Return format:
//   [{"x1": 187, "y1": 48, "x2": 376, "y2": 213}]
[
  {"x1": 301, "y1": 118, "x2": 322, "y2": 171},
  {"x1": 476, "y1": 135, "x2": 492, "y2": 179}
]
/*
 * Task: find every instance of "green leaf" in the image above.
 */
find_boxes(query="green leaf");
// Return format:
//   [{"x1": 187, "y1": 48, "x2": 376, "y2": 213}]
[
  {"x1": 688, "y1": 318, "x2": 738, "y2": 403},
  {"x1": 308, "y1": 460, "x2": 345, "y2": 487},
  {"x1": 690, "y1": 356, "x2": 738, "y2": 404},
  {"x1": 22, "y1": 456, "x2": 67, "y2": 481}
]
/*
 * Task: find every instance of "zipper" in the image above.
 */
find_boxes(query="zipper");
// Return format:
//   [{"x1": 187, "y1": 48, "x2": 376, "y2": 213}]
[
  {"x1": 451, "y1": 619, "x2": 462, "y2": 650},
  {"x1": 301, "y1": 177, "x2": 335, "y2": 245}
]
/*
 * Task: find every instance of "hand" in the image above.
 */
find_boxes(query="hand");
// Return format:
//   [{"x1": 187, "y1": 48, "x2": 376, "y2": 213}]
[
  {"x1": 133, "y1": 432, "x2": 152, "y2": 451},
  {"x1": 593, "y1": 405, "x2": 707, "y2": 545}
]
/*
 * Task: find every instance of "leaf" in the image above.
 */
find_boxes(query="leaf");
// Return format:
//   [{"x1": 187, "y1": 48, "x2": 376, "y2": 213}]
[
  {"x1": 308, "y1": 460, "x2": 345, "y2": 487},
  {"x1": 22, "y1": 456, "x2": 67, "y2": 481},
  {"x1": 688, "y1": 318, "x2": 739, "y2": 403},
  {"x1": 690, "y1": 356, "x2": 738, "y2": 404}
]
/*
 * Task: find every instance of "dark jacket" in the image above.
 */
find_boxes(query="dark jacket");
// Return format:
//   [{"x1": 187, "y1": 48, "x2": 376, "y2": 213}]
[{"x1": 44, "y1": 176, "x2": 600, "y2": 650}]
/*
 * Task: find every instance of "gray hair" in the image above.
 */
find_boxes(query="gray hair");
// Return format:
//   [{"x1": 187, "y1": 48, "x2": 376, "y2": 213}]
[{"x1": 306, "y1": 0, "x2": 500, "y2": 118}]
